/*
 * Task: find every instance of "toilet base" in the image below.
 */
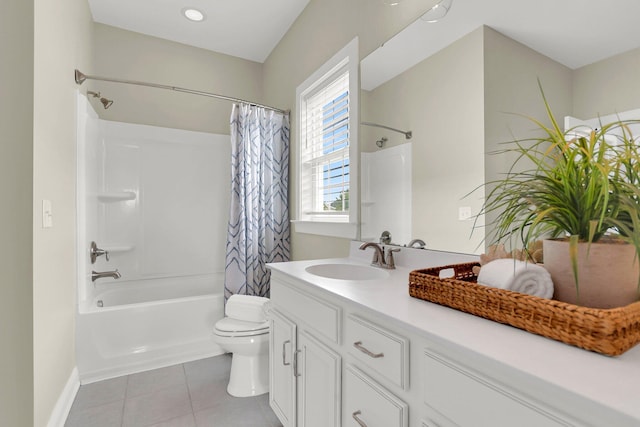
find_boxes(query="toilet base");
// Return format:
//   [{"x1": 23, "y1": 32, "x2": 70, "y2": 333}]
[{"x1": 227, "y1": 352, "x2": 269, "y2": 397}]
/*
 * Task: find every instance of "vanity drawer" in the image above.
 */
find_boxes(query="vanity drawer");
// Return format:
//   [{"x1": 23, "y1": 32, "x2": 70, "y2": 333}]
[
  {"x1": 270, "y1": 278, "x2": 341, "y2": 343},
  {"x1": 345, "y1": 364, "x2": 408, "y2": 427},
  {"x1": 346, "y1": 314, "x2": 409, "y2": 389},
  {"x1": 422, "y1": 350, "x2": 568, "y2": 427}
]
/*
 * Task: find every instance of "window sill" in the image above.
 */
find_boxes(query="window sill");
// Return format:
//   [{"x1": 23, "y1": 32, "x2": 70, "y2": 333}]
[{"x1": 291, "y1": 220, "x2": 358, "y2": 239}]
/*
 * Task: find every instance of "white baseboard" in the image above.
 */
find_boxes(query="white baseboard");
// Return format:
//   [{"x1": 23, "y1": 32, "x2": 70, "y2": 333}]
[{"x1": 47, "y1": 367, "x2": 79, "y2": 427}]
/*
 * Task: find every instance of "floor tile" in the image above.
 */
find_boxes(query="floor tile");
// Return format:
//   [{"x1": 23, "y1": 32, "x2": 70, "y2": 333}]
[
  {"x1": 64, "y1": 400, "x2": 124, "y2": 427},
  {"x1": 65, "y1": 355, "x2": 282, "y2": 427},
  {"x1": 147, "y1": 412, "x2": 197, "y2": 427},
  {"x1": 185, "y1": 355, "x2": 235, "y2": 412},
  {"x1": 194, "y1": 400, "x2": 267, "y2": 427},
  {"x1": 123, "y1": 382, "x2": 192, "y2": 427},
  {"x1": 258, "y1": 396, "x2": 283, "y2": 427},
  {"x1": 184, "y1": 354, "x2": 232, "y2": 386},
  {"x1": 70, "y1": 376, "x2": 127, "y2": 411},
  {"x1": 127, "y1": 363, "x2": 187, "y2": 398}
]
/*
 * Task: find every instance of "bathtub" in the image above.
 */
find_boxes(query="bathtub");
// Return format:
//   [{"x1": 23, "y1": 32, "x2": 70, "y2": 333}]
[{"x1": 76, "y1": 275, "x2": 225, "y2": 384}]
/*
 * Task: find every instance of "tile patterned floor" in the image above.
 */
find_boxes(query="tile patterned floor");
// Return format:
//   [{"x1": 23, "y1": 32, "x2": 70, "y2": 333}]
[{"x1": 65, "y1": 354, "x2": 283, "y2": 427}]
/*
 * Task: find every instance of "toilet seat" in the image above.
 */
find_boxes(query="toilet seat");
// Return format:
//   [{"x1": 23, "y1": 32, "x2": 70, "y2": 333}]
[{"x1": 214, "y1": 317, "x2": 269, "y2": 337}]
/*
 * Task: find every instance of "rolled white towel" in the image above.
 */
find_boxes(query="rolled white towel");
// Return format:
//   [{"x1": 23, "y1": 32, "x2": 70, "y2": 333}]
[{"x1": 476, "y1": 259, "x2": 554, "y2": 299}]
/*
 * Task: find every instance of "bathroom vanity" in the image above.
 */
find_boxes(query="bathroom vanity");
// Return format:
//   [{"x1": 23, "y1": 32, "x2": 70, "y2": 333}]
[{"x1": 267, "y1": 242, "x2": 640, "y2": 427}]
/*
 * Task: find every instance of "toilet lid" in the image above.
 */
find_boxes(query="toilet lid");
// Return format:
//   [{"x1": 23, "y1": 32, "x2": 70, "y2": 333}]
[{"x1": 214, "y1": 317, "x2": 269, "y2": 337}]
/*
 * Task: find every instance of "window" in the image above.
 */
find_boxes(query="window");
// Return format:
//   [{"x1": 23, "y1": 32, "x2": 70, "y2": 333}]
[{"x1": 294, "y1": 38, "x2": 359, "y2": 238}]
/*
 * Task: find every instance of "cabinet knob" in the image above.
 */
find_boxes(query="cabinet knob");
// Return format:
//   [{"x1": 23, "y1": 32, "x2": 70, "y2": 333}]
[
  {"x1": 352, "y1": 410, "x2": 368, "y2": 427},
  {"x1": 353, "y1": 341, "x2": 384, "y2": 359}
]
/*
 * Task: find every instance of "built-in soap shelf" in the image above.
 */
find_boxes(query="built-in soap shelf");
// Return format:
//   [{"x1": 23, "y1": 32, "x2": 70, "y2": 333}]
[{"x1": 97, "y1": 191, "x2": 136, "y2": 202}]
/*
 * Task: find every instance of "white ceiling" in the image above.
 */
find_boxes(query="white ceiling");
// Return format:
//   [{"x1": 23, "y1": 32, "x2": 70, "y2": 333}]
[
  {"x1": 88, "y1": 0, "x2": 640, "y2": 84},
  {"x1": 361, "y1": 0, "x2": 640, "y2": 90},
  {"x1": 87, "y1": 0, "x2": 311, "y2": 63}
]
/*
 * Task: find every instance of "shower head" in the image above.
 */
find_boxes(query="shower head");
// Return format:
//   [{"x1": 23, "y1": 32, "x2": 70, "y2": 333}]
[
  {"x1": 87, "y1": 90, "x2": 114, "y2": 110},
  {"x1": 100, "y1": 97, "x2": 114, "y2": 109}
]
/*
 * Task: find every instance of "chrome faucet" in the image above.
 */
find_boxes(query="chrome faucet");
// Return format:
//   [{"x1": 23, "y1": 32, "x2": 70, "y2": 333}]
[
  {"x1": 91, "y1": 269, "x2": 121, "y2": 282},
  {"x1": 407, "y1": 239, "x2": 426, "y2": 249},
  {"x1": 359, "y1": 242, "x2": 399, "y2": 269}
]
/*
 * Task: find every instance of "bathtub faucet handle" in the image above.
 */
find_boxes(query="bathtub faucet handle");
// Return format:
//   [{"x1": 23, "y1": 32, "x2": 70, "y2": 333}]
[{"x1": 90, "y1": 241, "x2": 109, "y2": 263}]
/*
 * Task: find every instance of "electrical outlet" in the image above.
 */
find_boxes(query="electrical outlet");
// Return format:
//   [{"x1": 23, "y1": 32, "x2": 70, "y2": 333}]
[{"x1": 458, "y1": 206, "x2": 472, "y2": 221}]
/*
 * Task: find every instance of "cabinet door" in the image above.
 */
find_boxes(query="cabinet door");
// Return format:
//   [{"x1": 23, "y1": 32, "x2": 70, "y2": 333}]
[
  {"x1": 344, "y1": 365, "x2": 408, "y2": 427},
  {"x1": 298, "y1": 331, "x2": 342, "y2": 427},
  {"x1": 270, "y1": 309, "x2": 297, "y2": 427}
]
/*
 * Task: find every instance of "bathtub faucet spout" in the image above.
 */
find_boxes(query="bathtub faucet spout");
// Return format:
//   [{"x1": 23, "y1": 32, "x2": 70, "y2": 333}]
[{"x1": 91, "y1": 269, "x2": 121, "y2": 282}]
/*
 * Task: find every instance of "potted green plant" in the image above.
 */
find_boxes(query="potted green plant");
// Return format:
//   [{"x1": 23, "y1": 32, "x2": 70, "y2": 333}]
[{"x1": 479, "y1": 84, "x2": 640, "y2": 308}]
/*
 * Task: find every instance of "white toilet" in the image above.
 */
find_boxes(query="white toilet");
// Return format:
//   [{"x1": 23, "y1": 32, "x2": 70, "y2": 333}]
[{"x1": 213, "y1": 294, "x2": 270, "y2": 397}]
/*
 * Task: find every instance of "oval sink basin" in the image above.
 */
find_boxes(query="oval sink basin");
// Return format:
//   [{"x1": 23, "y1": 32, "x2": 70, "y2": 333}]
[{"x1": 305, "y1": 263, "x2": 389, "y2": 281}]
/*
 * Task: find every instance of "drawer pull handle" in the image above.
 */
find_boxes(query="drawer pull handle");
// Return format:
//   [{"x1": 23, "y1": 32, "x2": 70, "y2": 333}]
[
  {"x1": 282, "y1": 340, "x2": 291, "y2": 366},
  {"x1": 353, "y1": 341, "x2": 384, "y2": 358},
  {"x1": 352, "y1": 410, "x2": 368, "y2": 427}
]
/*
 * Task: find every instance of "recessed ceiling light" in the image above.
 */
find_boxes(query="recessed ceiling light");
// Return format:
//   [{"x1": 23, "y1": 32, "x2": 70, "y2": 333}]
[{"x1": 182, "y1": 8, "x2": 205, "y2": 22}]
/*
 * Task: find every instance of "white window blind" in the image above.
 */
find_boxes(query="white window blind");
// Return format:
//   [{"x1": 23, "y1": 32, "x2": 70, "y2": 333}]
[{"x1": 300, "y1": 66, "x2": 350, "y2": 220}]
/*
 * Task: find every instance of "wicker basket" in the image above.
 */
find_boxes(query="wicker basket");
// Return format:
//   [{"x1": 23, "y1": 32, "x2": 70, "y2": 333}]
[{"x1": 408, "y1": 262, "x2": 640, "y2": 356}]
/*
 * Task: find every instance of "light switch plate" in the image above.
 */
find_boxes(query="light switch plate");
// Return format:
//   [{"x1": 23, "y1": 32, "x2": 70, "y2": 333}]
[{"x1": 42, "y1": 199, "x2": 53, "y2": 228}]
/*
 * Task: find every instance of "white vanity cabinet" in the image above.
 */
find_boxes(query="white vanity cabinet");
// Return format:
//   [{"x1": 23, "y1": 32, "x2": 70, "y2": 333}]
[
  {"x1": 269, "y1": 274, "x2": 342, "y2": 427},
  {"x1": 344, "y1": 364, "x2": 408, "y2": 427},
  {"x1": 269, "y1": 308, "x2": 297, "y2": 427},
  {"x1": 267, "y1": 249, "x2": 640, "y2": 427},
  {"x1": 343, "y1": 313, "x2": 410, "y2": 427},
  {"x1": 345, "y1": 314, "x2": 410, "y2": 391},
  {"x1": 421, "y1": 349, "x2": 569, "y2": 427}
]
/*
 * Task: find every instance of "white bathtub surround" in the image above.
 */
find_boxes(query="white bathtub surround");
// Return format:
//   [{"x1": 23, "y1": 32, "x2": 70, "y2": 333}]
[
  {"x1": 225, "y1": 104, "x2": 290, "y2": 298},
  {"x1": 361, "y1": 142, "x2": 412, "y2": 244},
  {"x1": 76, "y1": 95, "x2": 229, "y2": 384},
  {"x1": 76, "y1": 276, "x2": 225, "y2": 384},
  {"x1": 267, "y1": 242, "x2": 640, "y2": 426}
]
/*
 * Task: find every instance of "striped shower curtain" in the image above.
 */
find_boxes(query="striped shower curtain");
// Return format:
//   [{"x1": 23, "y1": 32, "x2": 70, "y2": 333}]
[{"x1": 224, "y1": 103, "x2": 291, "y2": 299}]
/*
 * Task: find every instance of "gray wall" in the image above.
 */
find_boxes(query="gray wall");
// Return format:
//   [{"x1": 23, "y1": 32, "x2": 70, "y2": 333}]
[
  {"x1": 0, "y1": 1, "x2": 34, "y2": 426},
  {"x1": 263, "y1": 0, "x2": 439, "y2": 260},
  {"x1": 33, "y1": 0, "x2": 94, "y2": 424},
  {"x1": 483, "y1": 27, "x2": 573, "y2": 248},
  {"x1": 362, "y1": 28, "x2": 486, "y2": 254},
  {"x1": 573, "y1": 47, "x2": 640, "y2": 119},
  {"x1": 92, "y1": 23, "x2": 264, "y2": 135}
]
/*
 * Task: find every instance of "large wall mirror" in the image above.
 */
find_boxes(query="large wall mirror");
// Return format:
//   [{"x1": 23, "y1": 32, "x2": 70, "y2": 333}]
[{"x1": 359, "y1": 0, "x2": 640, "y2": 254}]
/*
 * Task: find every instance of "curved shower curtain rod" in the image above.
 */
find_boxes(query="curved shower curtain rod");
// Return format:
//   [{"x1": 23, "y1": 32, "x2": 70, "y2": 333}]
[
  {"x1": 74, "y1": 69, "x2": 288, "y2": 115},
  {"x1": 361, "y1": 121, "x2": 412, "y2": 139}
]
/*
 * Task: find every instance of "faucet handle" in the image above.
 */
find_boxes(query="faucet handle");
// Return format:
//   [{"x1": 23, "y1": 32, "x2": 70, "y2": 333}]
[
  {"x1": 90, "y1": 241, "x2": 110, "y2": 263},
  {"x1": 385, "y1": 247, "x2": 401, "y2": 269}
]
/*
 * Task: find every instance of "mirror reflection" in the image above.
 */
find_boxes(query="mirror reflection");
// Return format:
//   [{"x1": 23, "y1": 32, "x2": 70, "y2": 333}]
[{"x1": 359, "y1": 0, "x2": 640, "y2": 253}]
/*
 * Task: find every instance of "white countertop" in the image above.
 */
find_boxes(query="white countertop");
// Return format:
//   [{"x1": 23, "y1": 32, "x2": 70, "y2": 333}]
[{"x1": 267, "y1": 241, "x2": 640, "y2": 423}]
